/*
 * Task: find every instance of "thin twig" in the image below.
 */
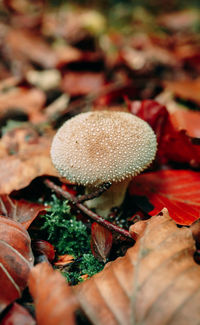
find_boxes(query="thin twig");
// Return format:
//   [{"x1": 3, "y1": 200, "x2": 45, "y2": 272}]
[
  {"x1": 74, "y1": 182, "x2": 112, "y2": 203},
  {"x1": 44, "y1": 179, "x2": 133, "y2": 241}
]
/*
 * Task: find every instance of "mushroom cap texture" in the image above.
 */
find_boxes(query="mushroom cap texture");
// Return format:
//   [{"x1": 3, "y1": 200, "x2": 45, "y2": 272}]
[{"x1": 51, "y1": 111, "x2": 157, "y2": 186}]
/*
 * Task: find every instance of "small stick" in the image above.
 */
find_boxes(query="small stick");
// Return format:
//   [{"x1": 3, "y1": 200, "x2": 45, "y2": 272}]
[
  {"x1": 74, "y1": 183, "x2": 112, "y2": 203},
  {"x1": 45, "y1": 179, "x2": 133, "y2": 241}
]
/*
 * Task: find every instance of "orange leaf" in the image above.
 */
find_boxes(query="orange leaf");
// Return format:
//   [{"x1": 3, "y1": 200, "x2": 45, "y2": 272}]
[
  {"x1": 28, "y1": 210, "x2": 200, "y2": 324},
  {"x1": 170, "y1": 108, "x2": 200, "y2": 138},
  {"x1": 61, "y1": 71, "x2": 105, "y2": 96},
  {"x1": 0, "y1": 128, "x2": 58, "y2": 194},
  {"x1": 73, "y1": 209, "x2": 200, "y2": 325},
  {"x1": 28, "y1": 262, "x2": 78, "y2": 325},
  {"x1": 164, "y1": 78, "x2": 200, "y2": 105}
]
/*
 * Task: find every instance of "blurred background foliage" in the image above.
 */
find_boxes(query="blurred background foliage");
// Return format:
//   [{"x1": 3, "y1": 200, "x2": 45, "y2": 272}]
[{"x1": 49, "y1": 0, "x2": 200, "y2": 11}]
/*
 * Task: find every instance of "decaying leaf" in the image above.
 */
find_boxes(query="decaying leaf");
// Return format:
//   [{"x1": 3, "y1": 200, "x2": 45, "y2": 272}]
[
  {"x1": 0, "y1": 127, "x2": 58, "y2": 194},
  {"x1": 32, "y1": 240, "x2": 55, "y2": 262},
  {"x1": 0, "y1": 86, "x2": 46, "y2": 123},
  {"x1": 0, "y1": 195, "x2": 46, "y2": 229},
  {"x1": 28, "y1": 209, "x2": 200, "y2": 325},
  {"x1": 91, "y1": 223, "x2": 113, "y2": 263},
  {"x1": 28, "y1": 262, "x2": 78, "y2": 325},
  {"x1": 0, "y1": 87, "x2": 46, "y2": 122},
  {"x1": 129, "y1": 169, "x2": 200, "y2": 225},
  {"x1": 128, "y1": 99, "x2": 200, "y2": 167},
  {"x1": 164, "y1": 78, "x2": 200, "y2": 105},
  {"x1": 170, "y1": 108, "x2": 200, "y2": 138},
  {"x1": 54, "y1": 254, "x2": 75, "y2": 267},
  {"x1": 73, "y1": 208, "x2": 200, "y2": 325},
  {"x1": 5, "y1": 29, "x2": 57, "y2": 69},
  {"x1": 0, "y1": 216, "x2": 34, "y2": 312},
  {"x1": 0, "y1": 302, "x2": 36, "y2": 325},
  {"x1": 61, "y1": 71, "x2": 105, "y2": 96}
]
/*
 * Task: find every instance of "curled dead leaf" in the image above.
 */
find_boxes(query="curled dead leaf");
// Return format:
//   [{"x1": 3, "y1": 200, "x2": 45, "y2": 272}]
[
  {"x1": 29, "y1": 209, "x2": 200, "y2": 325},
  {"x1": 0, "y1": 195, "x2": 46, "y2": 229},
  {"x1": 0, "y1": 128, "x2": 58, "y2": 194},
  {"x1": 163, "y1": 78, "x2": 200, "y2": 105},
  {"x1": 73, "y1": 208, "x2": 200, "y2": 325},
  {"x1": 0, "y1": 302, "x2": 36, "y2": 325},
  {"x1": 0, "y1": 86, "x2": 46, "y2": 123},
  {"x1": 28, "y1": 262, "x2": 78, "y2": 325},
  {"x1": 0, "y1": 216, "x2": 34, "y2": 312},
  {"x1": 91, "y1": 222, "x2": 113, "y2": 263},
  {"x1": 61, "y1": 71, "x2": 105, "y2": 96}
]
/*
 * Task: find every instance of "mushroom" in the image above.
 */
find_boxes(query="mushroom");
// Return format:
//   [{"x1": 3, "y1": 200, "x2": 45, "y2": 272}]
[{"x1": 51, "y1": 110, "x2": 157, "y2": 217}]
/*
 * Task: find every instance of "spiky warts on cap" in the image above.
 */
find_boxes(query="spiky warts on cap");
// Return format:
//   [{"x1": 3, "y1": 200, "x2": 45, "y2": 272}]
[{"x1": 51, "y1": 111, "x2": 157, "y2": 217}]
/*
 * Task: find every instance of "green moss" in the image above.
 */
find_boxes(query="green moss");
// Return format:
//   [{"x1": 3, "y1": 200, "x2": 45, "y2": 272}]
[{"x1": 42, "y1": 195, "x2": 104, "y2": 284}]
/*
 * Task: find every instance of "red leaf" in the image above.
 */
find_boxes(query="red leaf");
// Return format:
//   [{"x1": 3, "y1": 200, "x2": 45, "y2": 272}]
[
  {"x1": 91, "y1": 222, "x2": 113, "y2": 263},
  {"x1": 0, "y1": 195, "x2": 46, "y2": 229},
  {"x1": 128, "y1": 99, "x2": 200, "y2": 167},
  {"x1": 129, "y1": 170, "x2": 200, "y2": 225},
  {"x1": 0, "y1": 217, "x2": 34, "y2": 312},
  {"x1": 32, "y1": 240, "x2": 55, "y2": 262},
  {"x1": 1, "y1": 302, "x2": 35, "y2": 325}
]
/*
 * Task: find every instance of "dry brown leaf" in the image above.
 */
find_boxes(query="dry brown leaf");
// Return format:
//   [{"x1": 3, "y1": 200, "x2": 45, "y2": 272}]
[
  {"x1": 0, "y1": 195, "x2": 46, "y2": 229},
  {"x1": 157, "y1": 10, "x2": 199, "y2": 31},
  {"x1": 0, "y1": 86, "x2": 46, "y2": 123},
  {"x1": 28, "y1": 209, "x2": 200, "y2": 325},
  {"x1": 73, "y1": 208, "x2": 200, "y2": 325},
  {"x1": 28, "y1": 262, "x2": 78, "y2": 325},
  {"x1": 164, "y1": 78, "x2": 200, "y2": 105},
  {"x1": 0, "y1": 128, "x2": 58, "y2": 194},
  {"x1": 5, "y1": 29, "x2": 57, "y2": 69},
  {"x1": 0, "y1": 302, "x2": 36, "y2": 325},
  {"x1": 61, "y1": 71, "x2": 105, "y2": 96},
  {"x1": 0, "y1": 217, "x2": 34, "y2": 312}
]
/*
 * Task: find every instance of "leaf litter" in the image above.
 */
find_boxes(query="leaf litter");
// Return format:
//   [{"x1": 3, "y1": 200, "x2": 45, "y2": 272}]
[{"x1": 0, "y1": 1, "x2": 200, "y2": 323}]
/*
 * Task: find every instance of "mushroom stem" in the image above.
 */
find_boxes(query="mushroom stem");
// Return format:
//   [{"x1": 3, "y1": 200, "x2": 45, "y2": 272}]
[{"x1": 85, "y1": 178, "x2": 131, "y2": 218}]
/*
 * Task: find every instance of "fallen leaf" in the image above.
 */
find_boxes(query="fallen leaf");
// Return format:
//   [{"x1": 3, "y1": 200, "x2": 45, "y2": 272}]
[
  {"x1": 0, "y1": 302, "x2": 36, "y2": 325},
  {"x1": 32, "y1": 240, "x2": 55, "y2": 262},
  {"x1": 73, "y1": 208, "x2": 200, "y2": 325},
  {"x1": 91, "y1": 223, "x2": 113, "y2": 263},
  {"x1": 0, "y1": 128, "x2": 58, "y2": 194},
  {"x1": 164, "y1": 78, "x2": 200, "y2": 105},
  {"x1": 61, "y1": 71, "x2": 105, "y2": 96},
  {"x1": 27, "y1": 209, "x2": 200, "y2": 324},
  {"x1": 156, "y1": 90, "x2": 200, "y2": 138},
  {"x1": 0, "y1": 195, "x2": 46, "y2": 229},
  {"x1": 54, "y1": 254, "x2": 75, "y2": 267},
  {"x1": 129, "y1": 169, "x2": 200, "y2": 225},
  {"x1": 157, "y1": 9, "x2": 200, "y2": 31},
  {"x1": 3, "y1": 0, "x2": 44, "y2": 29},
  {"x1": 0, "y1": 86, "x2": 46, "y2": 123},
  {"x1": 170, "y1": 108, "x2": 200, "y2": 138},
  {"x1": 5, "y1": 29, "x2": 57, "y2": 69},
  {"x1": 0, "y1": 216, "x2": 34, "y2": 312},
  {"x1": 28, "y1": 262, "x2": 78, "y2": 325},
  {"x1": 128, "y1": 99, "x2": 200, "y2": 167}
]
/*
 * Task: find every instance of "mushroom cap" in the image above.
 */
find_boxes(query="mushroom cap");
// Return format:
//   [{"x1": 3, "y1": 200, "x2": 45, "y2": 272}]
[{"x1": 51, "y1": 111, "x2": 157, "y2": 186}]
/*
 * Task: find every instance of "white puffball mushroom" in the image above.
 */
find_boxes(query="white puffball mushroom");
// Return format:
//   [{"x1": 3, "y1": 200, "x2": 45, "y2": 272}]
[{"x1": 51, "y1": 110, "x2": 157, "y2": 217}]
